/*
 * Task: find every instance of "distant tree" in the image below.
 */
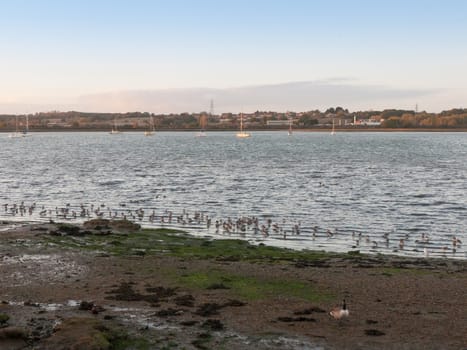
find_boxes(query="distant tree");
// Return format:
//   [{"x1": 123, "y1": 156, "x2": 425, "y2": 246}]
[
  {"x1": 381, "y1": 109, "x2": 414, "y2": 119},
  {"x1": 382, "y1": 116, "x2": 400, "y2": 128},
  {"x1": 299, "y1": 114, "x2": 318, "y2": 127},
  {"x1": 400, "y1": 113, "x2": 417, "y2": 128}
]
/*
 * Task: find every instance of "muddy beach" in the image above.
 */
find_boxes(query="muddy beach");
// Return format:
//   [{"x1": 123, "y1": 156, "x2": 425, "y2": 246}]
[{"x1": 1, "y1": 220, "x2": 466, "y2": 349}]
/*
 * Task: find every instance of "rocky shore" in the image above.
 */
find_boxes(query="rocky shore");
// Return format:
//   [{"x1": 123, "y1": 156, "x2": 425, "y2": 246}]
[{"x1": 1, "y1": 220, "x2": 466, "y2": 349}]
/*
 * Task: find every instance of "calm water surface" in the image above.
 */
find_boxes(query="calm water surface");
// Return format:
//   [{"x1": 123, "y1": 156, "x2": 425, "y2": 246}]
[{"x1": 1, "y1": 131, "x2": 466, "y2": 259}]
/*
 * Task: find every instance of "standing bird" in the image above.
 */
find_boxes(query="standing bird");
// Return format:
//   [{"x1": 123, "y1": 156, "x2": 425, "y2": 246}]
[{"x1": 330, "y1": 299, "x2": 349, "y2": 319}]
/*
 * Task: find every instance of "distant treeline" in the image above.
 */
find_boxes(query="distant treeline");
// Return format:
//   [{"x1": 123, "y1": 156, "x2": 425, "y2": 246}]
[{"x1": 0, "y1": 108, "x2": 466, "y2": 130}]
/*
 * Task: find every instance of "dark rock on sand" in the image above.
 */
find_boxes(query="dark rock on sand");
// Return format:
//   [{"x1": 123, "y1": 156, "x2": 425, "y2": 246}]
[
  {"x1": 294, "y1": 306, "x2": 326, "y2": 315},
  {"x1": 145, "y1": 286, "x2": 177, "y2": 299},
  {"x1": 174, "y1": 294, "x2": 195, "y2": 307},
  {"x1": 24, "y1": 300, "x2": 39, "y2": 307},
  {"x1": 194, "y1": 299, "x2": 246, "y2": 317},
  {"x1": 106, "y1": 282, "x2": 165, "y2": 303},
  {"x1": 202, "y1": 319, "x2": 224, "y2": 331},
  {"x1": 56, "y1": 224, "x2": 82, "y2": 236},
  {"x1": 195, "y1": 303, "x2": 222, "y2": 317},
  {"x1": 105, "y1": 282, "x2": 140, "y2": 301},
  {"x1": 155, "y1": 308, "x2": 184, "y2": 317},
  {"x1": 206, "y1": 282, "x2": 230, "y2": 290},
  {"x1": 294, "y1": 259, "x2": 330, "y2": 268},
  {"x1": 78, "y1": 301, "x2": 94, "y2": 311},
  {"x1": 192, "y1": 332, "x2": 212, "y2": 350},
  {"x1": 365, "y1": 329, "x2": 386, "y2": 336},
  {"x1": 222, "y1": 299, "x2": 246, "y2": 307}
]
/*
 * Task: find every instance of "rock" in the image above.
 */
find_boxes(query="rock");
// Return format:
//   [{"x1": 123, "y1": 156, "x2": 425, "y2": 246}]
[
  {"x1": 79, "y1": 301, "x2": 95, "y2": 311},
  {"x1": 195, "y1": 303, "x2": 222, "y2": 317},
  {"x1": 223, "y1": 299, "x2": 246, "y2": 307},
  {"x1": 24, "y1": 300, "x2": 39, "y2": 307},
  {"x1": 206, "y1": 283, "x2": 230, "y2": 290},
  {"x1": 365, "y1": 329, "x2": 385, "y2": 336},
  {"x1": 144, "y1": 286, "x2": 177, "y2": 299},
  {"x1": 155, "y1": 308, "x2": 183, "y2": 317},
  {"x1": 293, "y1": 306, "x2": 326, "y2": 315},
  {"x1": 174, "y1": 295, "x2": 195, "y2": 307},
  {"x1": 202, "y1": 319, "x2": 224, "y2": 331},
  {"x1": 56, "y1": 224, "x2": 82, "y2": 236},
  {"x1": 91, "y1": 305, "x2": 105, "y2": 314}
]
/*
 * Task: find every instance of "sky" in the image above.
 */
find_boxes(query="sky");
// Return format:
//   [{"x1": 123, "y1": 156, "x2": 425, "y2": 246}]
[{"x1": 0, "y1": 0, "x2": 466, "y2": 114}]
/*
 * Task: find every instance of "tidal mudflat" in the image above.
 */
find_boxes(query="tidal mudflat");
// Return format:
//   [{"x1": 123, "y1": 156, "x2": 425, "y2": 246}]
[{"x1": 1, "y1": 220, "x2": 466, "y2": 349}]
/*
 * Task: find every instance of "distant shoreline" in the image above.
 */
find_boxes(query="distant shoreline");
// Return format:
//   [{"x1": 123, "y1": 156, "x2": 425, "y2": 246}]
[{"x1": 1, "y1": 127, "x2": 467, "y2": 133}]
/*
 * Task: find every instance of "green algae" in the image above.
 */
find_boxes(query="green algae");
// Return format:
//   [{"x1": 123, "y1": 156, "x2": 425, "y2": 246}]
[
  {"x1": 176, "y1": 270, "x2": 332, "y2": 302},
  {"x1": 44, "y1": 227, "x2": 336, "y2": 264}
]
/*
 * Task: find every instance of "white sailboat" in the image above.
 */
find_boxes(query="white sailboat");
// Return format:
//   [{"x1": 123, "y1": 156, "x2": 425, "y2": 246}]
[
  {"x1": 330, "y1": 119, "x2": 336, "y2": 135},
  {"x1": 236, "y1": 113, "x2": 251, "y2": 138},
  {"x1": 8, "y1": 116, "x2": 26, "y2": 138},
  {"x1": 110, "y1": 117, "x2": 121, "y2": 134},
  {"x1": 288, "y1": 118, "x2": 293, "y2": 136},
  {"x1": 144, "y1": 116, "x2": 155, "y2": 136}
]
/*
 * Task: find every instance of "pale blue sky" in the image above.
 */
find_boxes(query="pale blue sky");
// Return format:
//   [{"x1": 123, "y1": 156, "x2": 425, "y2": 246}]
[{"x1": 1, "y1": 0, "x2": 466, "y2": 113}]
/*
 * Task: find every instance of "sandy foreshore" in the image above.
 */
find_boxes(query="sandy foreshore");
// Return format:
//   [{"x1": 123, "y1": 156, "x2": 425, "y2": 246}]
[{"x1": 1, "y1": 220, "x2": 466, "y2": 349}]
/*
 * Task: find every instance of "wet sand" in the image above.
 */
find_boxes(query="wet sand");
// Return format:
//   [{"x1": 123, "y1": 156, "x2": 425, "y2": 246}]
[{"x1": 1, "y1": 221, "x2": 466, "y2": 349}]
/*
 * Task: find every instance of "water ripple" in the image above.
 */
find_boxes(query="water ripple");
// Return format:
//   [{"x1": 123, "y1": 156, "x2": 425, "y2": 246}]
[{"x1": 1, "y1": 131, "x2": 466, "y2": 259}]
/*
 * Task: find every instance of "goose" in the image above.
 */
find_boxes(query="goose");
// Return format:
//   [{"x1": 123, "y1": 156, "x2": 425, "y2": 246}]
[
  {"x1": 452, "y1": 236, "x2": 462, "y2": 247},
  {"x1": 330, "y1": 299, "x2": 349, "y2": 319},
  {"x1": 399, "y1": 239, "x2": 405, "y2": 250}
]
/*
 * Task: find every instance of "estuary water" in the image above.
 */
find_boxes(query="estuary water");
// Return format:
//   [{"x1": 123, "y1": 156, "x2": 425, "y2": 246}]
[{"x1": 1, "y1": 131, "x2": 466, "y2": 259}]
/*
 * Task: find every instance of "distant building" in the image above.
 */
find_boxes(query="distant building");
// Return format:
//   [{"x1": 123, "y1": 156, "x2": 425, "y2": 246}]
[
  {"x1": 352, "y1": 119, "x2": 381, "y2": 126},
  {"x1": 266, "y1": 120, "x2": 293, "y2": 126},
  {"x1": 47, "y1": 118, "x2": 72, "y2": 127}
]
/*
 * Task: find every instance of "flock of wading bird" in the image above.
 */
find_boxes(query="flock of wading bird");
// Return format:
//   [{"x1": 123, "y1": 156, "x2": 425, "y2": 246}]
[{"x1": 1, "y1": 201, "x2": 464, "y2": 259}]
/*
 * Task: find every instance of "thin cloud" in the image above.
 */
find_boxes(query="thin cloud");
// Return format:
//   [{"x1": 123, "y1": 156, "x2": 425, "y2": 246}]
[
  {"x1": 77, "y1": 80, "x2": 439, "y2": 113},
  {"x1": 1, "y1": 80, "x2": 441, "y2": 114}
]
